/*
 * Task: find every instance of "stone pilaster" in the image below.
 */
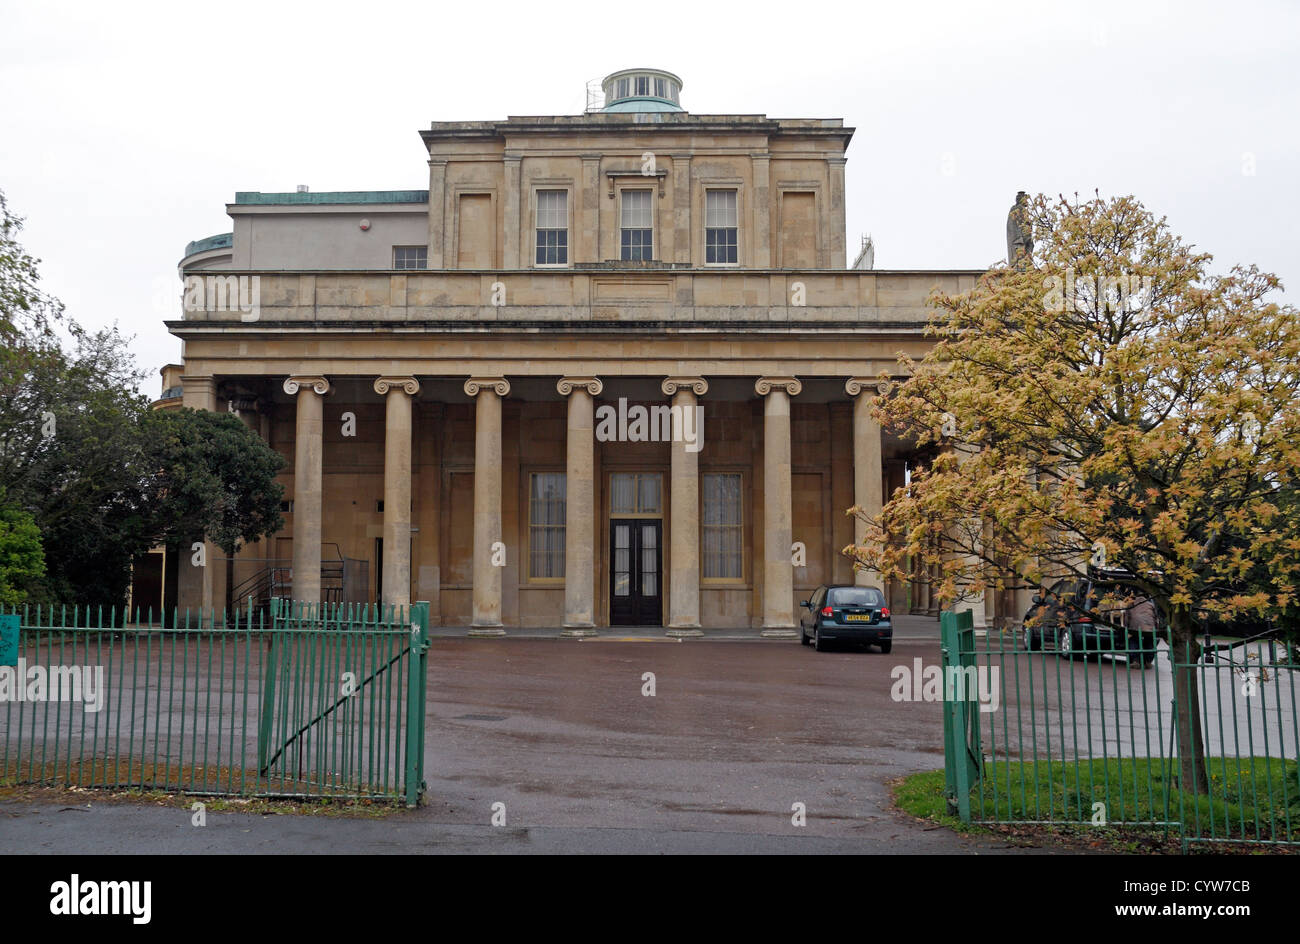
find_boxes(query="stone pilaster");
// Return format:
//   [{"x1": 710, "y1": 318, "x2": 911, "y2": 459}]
[
  {"x1": 427, "y1": 159, "x2": 447, "y2": 268},
  {"x1": 827, "y1": 157, "x2": 847, "y2": 268},
  {"x1": 756, "y1": 377, "x2": 801, "y2": 636},
  {"x1": 751, "y1": 154, "x2": 771, "y2": 268},
  {"x1": 662, "y1": 377, "x2": 709, "y2": 637},
  {"x1": 465, "y1": 378, "x2": 510, "y2": 634},
  {"x1": 503, "y1": 154, "x2": 521, "y2": 268},
  {"x1": 178, "y1": 376, "x2": 218, "y2": 617},
  {"x1": 557, "y1": 377, "x2": 601, "y2": 635}
]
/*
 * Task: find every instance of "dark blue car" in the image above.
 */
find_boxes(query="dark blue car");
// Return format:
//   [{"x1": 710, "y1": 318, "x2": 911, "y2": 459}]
[{"x1": 799, "y1": 584, "x2": 892, "y2": 653}]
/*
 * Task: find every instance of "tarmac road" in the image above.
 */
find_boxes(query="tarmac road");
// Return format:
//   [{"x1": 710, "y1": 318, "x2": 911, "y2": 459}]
[{"x1": 1, "y1": 631, "x2": 1058, "y2": 853}]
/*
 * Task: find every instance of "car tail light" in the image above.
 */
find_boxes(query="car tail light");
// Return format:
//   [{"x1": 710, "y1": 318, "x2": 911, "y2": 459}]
[
  {"x1": 881, "y1": 607, "x2": 890, "y2": 618},
  {"x1": 821, "y1": 606, "x2": 833, "y2": 616}
]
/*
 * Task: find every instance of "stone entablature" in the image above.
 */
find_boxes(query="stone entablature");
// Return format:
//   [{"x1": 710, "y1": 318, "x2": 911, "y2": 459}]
[{"x1": 175, "y1": 269, "x2": 980, "y2": 325}]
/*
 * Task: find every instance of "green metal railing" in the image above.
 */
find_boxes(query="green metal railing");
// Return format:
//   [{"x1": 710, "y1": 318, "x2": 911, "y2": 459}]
[
  {"x1": 0, "y1": 599, "x2": 429, "y2": 806},
  {"x1": 941, "y1": 610, "x2": 1299, "y2": 849}
]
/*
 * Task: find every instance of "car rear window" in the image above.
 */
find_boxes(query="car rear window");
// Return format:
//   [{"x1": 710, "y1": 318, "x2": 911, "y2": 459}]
[{"x1": 826, "y1": 587, "x2": 885, "y2": 607}]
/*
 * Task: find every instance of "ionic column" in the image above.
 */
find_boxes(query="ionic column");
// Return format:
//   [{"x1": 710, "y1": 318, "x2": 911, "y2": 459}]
[
  {"x1": 756, "y1": 377, "x2": 801, "y2": 636},
  {"x1": 558, "y1": 377, "x2": 602, "y2": 636},
  {"x1": 662, "y1": 377, "x2": 709, "y2": 637},
  {"x1": 846, "y1": 378, "x2": 887, "y2": 591},
  {"x1": 375, "y1": 377, "x2": 419, "y2": 610},
  {"x1": 284, "y1": 376, "x2": 330, "y2": 606},
  {"x1": 465, "y1": 378, "x2": 510, "y2": 634}
]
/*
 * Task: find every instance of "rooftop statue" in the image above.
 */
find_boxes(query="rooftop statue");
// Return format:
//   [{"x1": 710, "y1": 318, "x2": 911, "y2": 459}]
[{"x1": 1006, "y1": 190, "x2": 1033, "y2": 266}]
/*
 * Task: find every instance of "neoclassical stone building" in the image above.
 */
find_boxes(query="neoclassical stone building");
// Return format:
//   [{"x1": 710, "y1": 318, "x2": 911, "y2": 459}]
[{"x1": 169, "y1": 68, "x2": 992, "y2": 634}]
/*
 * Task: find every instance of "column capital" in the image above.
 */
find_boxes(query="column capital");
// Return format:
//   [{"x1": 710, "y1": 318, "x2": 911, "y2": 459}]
[
  {"x1": 557, "y1": 376, "x2": 603, "y2": 397},
  {"x1": 374, "y1": 376, "x2": 420, "y2": 396},
  {"x1": 464, "y1": 377, "x2": 511, "y2": 397},
  {"x1": 283, "y1": 376, "x2": 330, "y2": 396},
  {"x1": 845, "y1": 377, "x2": 893, "y2": 398},
  {"x1": 661, "y1": 376, "x2": 708, "y2": 397},
  {"x1": 754, "y1": 376, "x2": 802, "y2": 397}
]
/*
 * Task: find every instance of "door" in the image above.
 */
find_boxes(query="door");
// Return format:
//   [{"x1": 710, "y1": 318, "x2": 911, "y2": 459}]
[
  {"x1": 800, "y1": 586, "x2": 826, "y2": 637},
  {"x1": 610, "y1": 519, "x2": 662, "y2": 626}
]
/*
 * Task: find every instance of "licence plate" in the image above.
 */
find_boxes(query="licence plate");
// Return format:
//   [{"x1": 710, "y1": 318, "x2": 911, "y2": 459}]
[{"x1": 845, "y1": 614, "x2": 871, "y2": 622}]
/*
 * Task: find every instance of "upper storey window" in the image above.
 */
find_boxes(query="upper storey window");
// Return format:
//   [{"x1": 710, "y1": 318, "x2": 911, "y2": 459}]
[
  {"x1": 535, "y1": 190, "x2": 568, "y2": 266},
  {"x1": 705, "y1": 190, "x2": 738, "y2": 265},
  {"x1": 393, "y1": 246, "x2": 427, "y2": 269},
  {"x1": 620, "y1": 190, "x2": 653, "y2": 261}
]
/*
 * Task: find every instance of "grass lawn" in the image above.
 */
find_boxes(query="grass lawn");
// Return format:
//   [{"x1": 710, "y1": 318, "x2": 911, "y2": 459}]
[{"x1": 895, "y1": 756, "x2": 1299, "y2": 848}]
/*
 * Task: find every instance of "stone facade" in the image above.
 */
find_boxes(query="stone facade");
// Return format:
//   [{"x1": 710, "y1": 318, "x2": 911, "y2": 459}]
[{"x1": 168, "y1": 70, "x2": 998, "y2": 631}]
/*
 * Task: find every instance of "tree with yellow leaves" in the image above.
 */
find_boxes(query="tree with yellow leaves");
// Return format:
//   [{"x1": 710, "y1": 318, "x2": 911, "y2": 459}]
[{"x1": 849, "y1": 192, "x2": 1300, "y2": 794}]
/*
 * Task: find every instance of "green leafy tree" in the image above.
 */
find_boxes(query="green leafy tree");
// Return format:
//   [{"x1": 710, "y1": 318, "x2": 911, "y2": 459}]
[
  {"x1": 1, "y1": 325, "x2": 154, "y2": 606},
  {"x1": 0, "y1": 187, "x2": 286, "y2": 608},
  {"x1": 0, "y1": 189, "x2": 63, "y2": 368},
  {"x1": 140, "y1": 408, "x2": 286, "y2": 558},
  {"x1": 0, "y1": 489, "x2": 45, "y2": 605}
]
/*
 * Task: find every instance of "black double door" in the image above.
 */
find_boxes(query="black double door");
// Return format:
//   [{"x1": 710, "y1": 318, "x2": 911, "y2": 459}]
[{"x1": 610, "y1": 519, "x2": 662, "y2": 626}]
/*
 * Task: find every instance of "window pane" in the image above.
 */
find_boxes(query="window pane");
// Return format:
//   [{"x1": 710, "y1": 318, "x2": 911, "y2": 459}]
[
  {"x1": 537, "y1": 190, "x2": 566, "y2": 229},
  {"x1": 702, "y1": 473, "x2": 742, "y2": 578},
  {"x1": 827, "y1": 587, "x2": 885, "y2": 607},
  {"x1": 705, "y1": 191, "x2": 738, "y2": 264},
  {"x1": 393, "y1": 246, "x2": 427, "y2": 269},
  {"x1": 613, "y1": 524, "x2": 630, "y2": 596},
  {"x1": 529, "y1": 473, "x2": 566, "y2": 578},
  {"x1": 638, "y1": 474, "x2": 661, "y2": 514},
  {"x1": 620, "y1": 190, "x2": 651, "y2": 227},
  {"x1": 611, "y1": 474, "x2": 636, "y2": 514},
  {"x1": 706, "y1": 190, "x2": 737, "y2": 227}
]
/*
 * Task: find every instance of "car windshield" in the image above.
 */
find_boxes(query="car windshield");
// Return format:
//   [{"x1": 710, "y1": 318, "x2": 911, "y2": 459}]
[{"x1": 827, "y1": 587, "x2": 885, "y2": 607}]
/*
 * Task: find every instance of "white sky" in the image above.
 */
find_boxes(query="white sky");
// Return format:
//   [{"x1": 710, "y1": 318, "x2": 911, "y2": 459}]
[{"x1": 2, "y1": 0, "x2": 1296, "y2": 393}]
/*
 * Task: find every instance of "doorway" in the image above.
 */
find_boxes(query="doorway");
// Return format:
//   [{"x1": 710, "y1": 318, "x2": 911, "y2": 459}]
[{"x1": 609, "y1": 519, "x2": 662, "y2": 626}]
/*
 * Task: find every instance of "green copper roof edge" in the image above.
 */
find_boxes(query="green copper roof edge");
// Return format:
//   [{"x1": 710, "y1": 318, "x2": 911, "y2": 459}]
[
  {"x1": 604, "y1": 95, "x2": 682, "y2": 109},
  {"x1": 233, "y1": 190, "x2": 430, "y2": 206},
  {"x1": 183, "y1": 232, "x2": 233, "y2": 257}
]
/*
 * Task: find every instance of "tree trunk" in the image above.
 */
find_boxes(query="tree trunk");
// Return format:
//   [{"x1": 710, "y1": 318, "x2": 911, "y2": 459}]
[{"x1": 1169, "y1": 607, "x2": 1209, "y2": 795}]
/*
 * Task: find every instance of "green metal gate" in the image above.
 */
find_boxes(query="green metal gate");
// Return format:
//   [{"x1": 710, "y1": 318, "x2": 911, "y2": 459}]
[
  {"x1": 0, "y1": 599, "x2": 429, "y2": 806},
  {"x1": 940, "y1": 610, "x2": 1298, "y2": 849}
]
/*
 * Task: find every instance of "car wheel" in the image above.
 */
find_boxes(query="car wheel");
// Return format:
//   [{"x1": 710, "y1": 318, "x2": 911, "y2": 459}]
[
  {"x1": 814, "y1": 627, "x2": 828, "y2": 652},
  {"x1": 878, "y1": 640, "x2": 892, "y2": 654},
  {"x1": 1057, "y1": 627, "x2": 1074, "y2": 660},
  {"x1": 1022, "y1": 624, "x2": 1039, "y2": 651}
]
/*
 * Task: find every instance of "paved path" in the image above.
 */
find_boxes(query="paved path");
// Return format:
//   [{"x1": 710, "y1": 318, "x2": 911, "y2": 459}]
[{"x1": 0, "y1": 632, "x2": 1062, "y2": 854}]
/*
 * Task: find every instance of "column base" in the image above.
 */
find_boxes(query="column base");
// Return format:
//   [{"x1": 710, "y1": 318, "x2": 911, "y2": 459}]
[
  {"x1": 560, "y1": 625, "x2": 598, "y2": 637},
  {"x1": 467, "y1": 625, "x2": 506, "y2": 637},
  {"x1": 666, "y1": 626, "x2": 704, "y2": 638},
  {"x1": 760, "y1": 627, "x2": 799, "y2": 638}
]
